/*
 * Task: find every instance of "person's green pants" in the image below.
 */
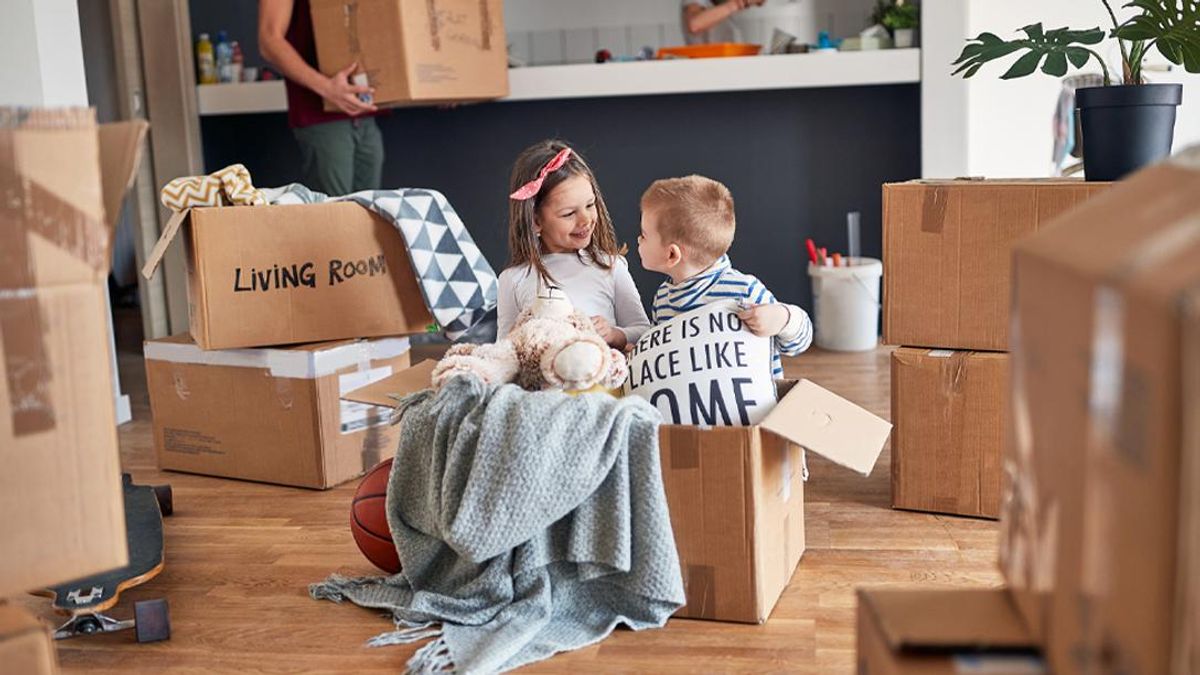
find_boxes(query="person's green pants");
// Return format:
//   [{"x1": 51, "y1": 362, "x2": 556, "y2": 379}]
[{"x1": 292, "y1": 117, "x2": 384, "y2": 196}]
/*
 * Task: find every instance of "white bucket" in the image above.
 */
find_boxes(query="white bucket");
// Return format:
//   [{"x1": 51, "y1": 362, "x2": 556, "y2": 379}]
[{"x1": 808, "y1": 257, "x2": 882, "y2": 352}]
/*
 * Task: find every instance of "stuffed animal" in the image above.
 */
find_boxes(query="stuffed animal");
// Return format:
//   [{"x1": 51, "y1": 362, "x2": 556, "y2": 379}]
[{"x1": 432, "y1": 284, "x2": 628, "y2": 393}]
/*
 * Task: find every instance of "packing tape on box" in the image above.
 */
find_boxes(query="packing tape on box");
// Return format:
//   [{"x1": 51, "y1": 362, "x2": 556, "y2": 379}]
[
  {"x1": 684, "y1": 564, "x2": 717, "y2": 619},
  {"x1": 0, "y1": 109, "x2": 108, "y2": 437},
  {"x1": 143, "y1": 337, "x2": 411, "y2": 379},
  {"x1": 920, "y1": 185, "x2": 949, "y2": 234}
]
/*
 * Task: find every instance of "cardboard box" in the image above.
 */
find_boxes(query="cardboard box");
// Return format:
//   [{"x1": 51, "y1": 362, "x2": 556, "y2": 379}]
[
  {"x1": 145, "y1": 335, "x2": 412, "y2": 489},
  {"x1": 0, "y1": 605, "x2": 58, "y2": 675},
  {"x1": 890, "y1": 348, "x2": 1008, "y2": 519},
  {"x1": 0, "y1": 108, "x2": 146, "y2": 596},
  {"x1": 856, "y1": 588, "x2": 1044, "y2": 674},
  {"x1": 311, "y1": 0, "x2": 509, "y2": 109},
  {"x1": 1002, "y1": 148, "x2": 1200, "y2": 674},
  {"x1": 141, "y1": 201, "x2": 433, "y2": 350},
  {"x1": 347, "y1": 364, "x2": 893, "y2": 623},
  {"x1": 882, "y1": 179, "x2": 1107, "y2": 352}
]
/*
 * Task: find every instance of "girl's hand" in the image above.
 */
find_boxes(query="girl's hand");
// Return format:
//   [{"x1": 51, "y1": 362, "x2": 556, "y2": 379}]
[
  {"x1": 591, "y1": 316, "x2": 627, "y2": 349},
  {"x1": 738, "y1": 303, "x2": 789, "y2": 337}
]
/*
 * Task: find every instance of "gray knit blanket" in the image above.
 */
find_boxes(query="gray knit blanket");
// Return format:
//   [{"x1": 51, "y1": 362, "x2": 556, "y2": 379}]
[{"x1": 310, "y1": 376, "x2": 685, "y2": 674}]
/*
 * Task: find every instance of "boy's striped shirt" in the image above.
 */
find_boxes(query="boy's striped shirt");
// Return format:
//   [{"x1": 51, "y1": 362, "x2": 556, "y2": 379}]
[{"x1": 650, "y1": 255, "x2": 812, "y2": 378}]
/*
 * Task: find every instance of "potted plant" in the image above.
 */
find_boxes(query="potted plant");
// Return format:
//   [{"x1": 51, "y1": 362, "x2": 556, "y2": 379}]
[
  {"x1": 951, "y1": 0, "x2": 1197, "y2": 181},
  {"x1": 874, "y1": 0, "x2": 920, "y2": 48}
]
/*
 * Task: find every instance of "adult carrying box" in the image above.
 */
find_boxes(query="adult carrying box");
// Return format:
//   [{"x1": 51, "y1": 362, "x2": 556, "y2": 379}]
[
  {"x1": 141, "y1": 201, "x2": 433, "y2": 350},
  {"x1": 882, "y1": 179, "x2": 1108, "y2": 351},
  {"x1": 145, "y1": 335, "x2": 412, "y2": 489}
]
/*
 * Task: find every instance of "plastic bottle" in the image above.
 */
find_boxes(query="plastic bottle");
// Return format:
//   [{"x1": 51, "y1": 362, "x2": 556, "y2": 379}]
[
  {"x1": 215, "y1": 30, "x2": 233, "y2": 83},
  {"x1": 230, "y1": 41, "x2": 244, "y2": 84},
  {"x1": 196, "y1": 33, "x2": 217, "y2": 85}
]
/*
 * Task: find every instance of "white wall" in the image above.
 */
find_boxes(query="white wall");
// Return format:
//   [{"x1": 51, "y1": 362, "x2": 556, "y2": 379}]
[
  {"x1": 503, "y1": 0, "x2": 874, "y2": 65},
  {"x1": 922, "y1": 0, "x2": 1200, "y2": 178},
  {"x1": 0, "y1": 0, "x2": 88, "y2": 106}
]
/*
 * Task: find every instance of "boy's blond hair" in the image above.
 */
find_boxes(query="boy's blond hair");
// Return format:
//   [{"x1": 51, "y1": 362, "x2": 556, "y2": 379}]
[{"x1": 641, "y1": 175, "x2": 735, "y2": 267}]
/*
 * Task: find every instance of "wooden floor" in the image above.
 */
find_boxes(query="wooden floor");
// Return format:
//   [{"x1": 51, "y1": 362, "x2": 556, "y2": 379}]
[{"x1": 12, "y1": 310, "x2": 1002, "y2": 673}]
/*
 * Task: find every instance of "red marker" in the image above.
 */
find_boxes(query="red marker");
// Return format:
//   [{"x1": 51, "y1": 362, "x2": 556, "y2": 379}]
[
  {"x1": 819, "y1": 247, "x2": 828, "y2": 265},
  {"x1": 806, "y1": 238, "x2": 819, "y2": 265}
]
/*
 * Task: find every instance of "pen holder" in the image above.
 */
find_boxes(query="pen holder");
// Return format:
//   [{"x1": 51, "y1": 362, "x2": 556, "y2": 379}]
[{"x1": 808, "y1": 257, "x2": 882, "y2": 351}]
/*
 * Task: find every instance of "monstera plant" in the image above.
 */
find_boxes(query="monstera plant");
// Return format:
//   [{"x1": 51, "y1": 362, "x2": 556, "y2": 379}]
[{"x1": 952, "y1": 0, "x2": 1198, "y2": 180}]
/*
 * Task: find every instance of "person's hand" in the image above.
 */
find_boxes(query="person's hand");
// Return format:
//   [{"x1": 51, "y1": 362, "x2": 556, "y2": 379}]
[
  {"x1": 319, "y1": 62, "x2": 377, "y2": 116},
  {"x1": 738, "y1": 303, "x2": 789, "y2": 337},
  {"x1": 591, "y1": 316, "x2": 627, "y2": 349}
]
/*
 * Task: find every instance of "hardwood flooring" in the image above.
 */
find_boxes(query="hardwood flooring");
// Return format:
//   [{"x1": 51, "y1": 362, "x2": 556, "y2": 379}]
[{"x1": 9, "y1": 311, "x2": 1001, "y2": 673}]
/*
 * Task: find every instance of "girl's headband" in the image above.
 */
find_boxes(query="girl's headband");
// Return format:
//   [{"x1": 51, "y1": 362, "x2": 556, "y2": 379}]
[{"x1": 509, "y1": 148, "x2": 573, "y2": 201}]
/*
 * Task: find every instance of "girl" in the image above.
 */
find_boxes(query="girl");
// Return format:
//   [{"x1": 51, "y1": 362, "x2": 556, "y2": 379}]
[{"x1": 497, "y1": 140, "x2": 651, "y2": 349}]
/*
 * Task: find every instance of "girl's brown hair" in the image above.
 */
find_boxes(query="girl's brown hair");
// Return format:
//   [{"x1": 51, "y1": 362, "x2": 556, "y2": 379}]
[{"x1": 507, "y1": 139, "x2": 625, "y2": 285}]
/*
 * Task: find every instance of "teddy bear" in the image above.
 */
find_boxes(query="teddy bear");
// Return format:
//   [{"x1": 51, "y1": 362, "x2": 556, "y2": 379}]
[{"x1": 432, "y1": 284, "x2": 628, "y2": 393}]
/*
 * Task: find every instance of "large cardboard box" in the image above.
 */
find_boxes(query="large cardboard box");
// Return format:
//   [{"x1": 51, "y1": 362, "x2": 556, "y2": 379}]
[
  {"x1": 347, "y1": 364, "x2": 892, "y2": 623},
  {"x1": 145, "y1": 335, "x2": 412, "y2": 488},
  {"x1": 882, "y1": 180, "x2": 1107, "y2": 352},
  {"x1": 0, "y1": 605, "x2": 58, "y2": 675},
  {"x1": 1, "y1": 108, "x2": 146, "y2": 596},
  {"x1": 311, "y1": 0, "x2": 509, "y2": 109},
  {"x1": 141, "y1": 201, "x2": 433, "y2": 350},
  {"x1": 890, "y1": 348, "x2": 1008, "y2": 519},
  {"x1": 1002, "y1": 148, "x2": 1200, "y2": 674},
  {"x1": 856, "y1": 588, "x2": 1043, "y2": 674}
]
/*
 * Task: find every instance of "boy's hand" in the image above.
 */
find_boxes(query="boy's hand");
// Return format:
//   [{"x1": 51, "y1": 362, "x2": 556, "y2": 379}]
[
  {"x1": 738, "y1": 303, "x2": 789, "y2": 337},
  {"x1": 591, "y1": 316, "x2": 628, "y2": 349}
]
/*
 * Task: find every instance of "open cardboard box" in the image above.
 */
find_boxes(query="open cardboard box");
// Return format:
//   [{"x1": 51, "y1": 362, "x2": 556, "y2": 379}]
[
  {"x1": 346, "y1": 361, "x2": 892, "y2": 623},
  {"x1": 140, "y1": 200, "x2": 434, "y2": 351},
  {"x1": 1, "y1": 108, "x2": 148, "y2": 596},
  {"x1": 856, "y1": 588, "x2": 1044, "y2": 674}
]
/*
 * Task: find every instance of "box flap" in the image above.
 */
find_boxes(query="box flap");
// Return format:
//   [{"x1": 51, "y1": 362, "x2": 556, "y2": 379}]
[
  {"x1": 0, "y1": 604, "x2": 44, "y2": 641},
  {"x1": 889, "y1": 178, "x2": 1092, "y2": 186},
  {"x1": 859, "y1": 588, "x2": 1036, "y2": 651},
  {"x1": 341, "y1": 359, "x2": 436, "y2": 406},
  {"x1": 140, "y1": 208, "x2": 187, "y2": 279},
  {"x1": 98, "y1": 120, "x2": 148, "y2": 234},
  {"x1": 760, "y1": 379, "x2": 891, "y2": 476}
]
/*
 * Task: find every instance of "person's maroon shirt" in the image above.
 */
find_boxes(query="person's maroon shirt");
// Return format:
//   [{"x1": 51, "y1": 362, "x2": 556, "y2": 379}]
[{"x1": 284, "y1": 0, "x2": 373, "y2": 128}]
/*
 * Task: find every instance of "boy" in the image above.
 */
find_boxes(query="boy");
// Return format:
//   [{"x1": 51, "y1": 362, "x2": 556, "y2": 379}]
[{"x1": 637, "y1": 175, "x2": 812, "y2": 378}]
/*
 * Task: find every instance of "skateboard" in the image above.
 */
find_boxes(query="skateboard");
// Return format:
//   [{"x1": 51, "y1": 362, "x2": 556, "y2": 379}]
[{"x1": 39, "y1": 474, "x2": 172, "y2": 643}]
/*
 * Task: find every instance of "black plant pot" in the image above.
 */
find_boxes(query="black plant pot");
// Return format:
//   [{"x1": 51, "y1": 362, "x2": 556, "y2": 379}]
[{"x1": 1076, "y1": 83, "x2": 1183, "y2": 181}]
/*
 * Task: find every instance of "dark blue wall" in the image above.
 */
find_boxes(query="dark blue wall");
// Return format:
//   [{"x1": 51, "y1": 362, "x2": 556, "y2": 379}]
[{"x1": 201, "y1": 85, "x2": 920, "y2": 311}]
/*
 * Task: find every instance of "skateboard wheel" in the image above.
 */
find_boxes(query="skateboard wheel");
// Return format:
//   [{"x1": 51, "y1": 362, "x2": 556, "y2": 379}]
[
  {"x1": 134, "y1": 599, "x2": 170, "y2": 643},
  {"x1": 153, "y1": 485, "x2": 174, "y2": 517}
]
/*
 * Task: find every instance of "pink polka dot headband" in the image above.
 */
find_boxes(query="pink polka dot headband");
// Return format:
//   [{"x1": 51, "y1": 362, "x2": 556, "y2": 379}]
[{"x1": 509, "y1": 148, "x2": 573, "y2": 201}]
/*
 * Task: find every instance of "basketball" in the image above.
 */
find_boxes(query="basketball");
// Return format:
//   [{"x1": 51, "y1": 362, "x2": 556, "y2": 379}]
[{"x1": 350, "y1": 458, "x2": 400, "y2": 574}]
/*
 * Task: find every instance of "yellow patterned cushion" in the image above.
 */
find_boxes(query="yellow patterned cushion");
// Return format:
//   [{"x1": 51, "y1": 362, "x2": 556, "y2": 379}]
[{"x1": 160, "y1": 164, "x2": 263, "y2": 211}]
